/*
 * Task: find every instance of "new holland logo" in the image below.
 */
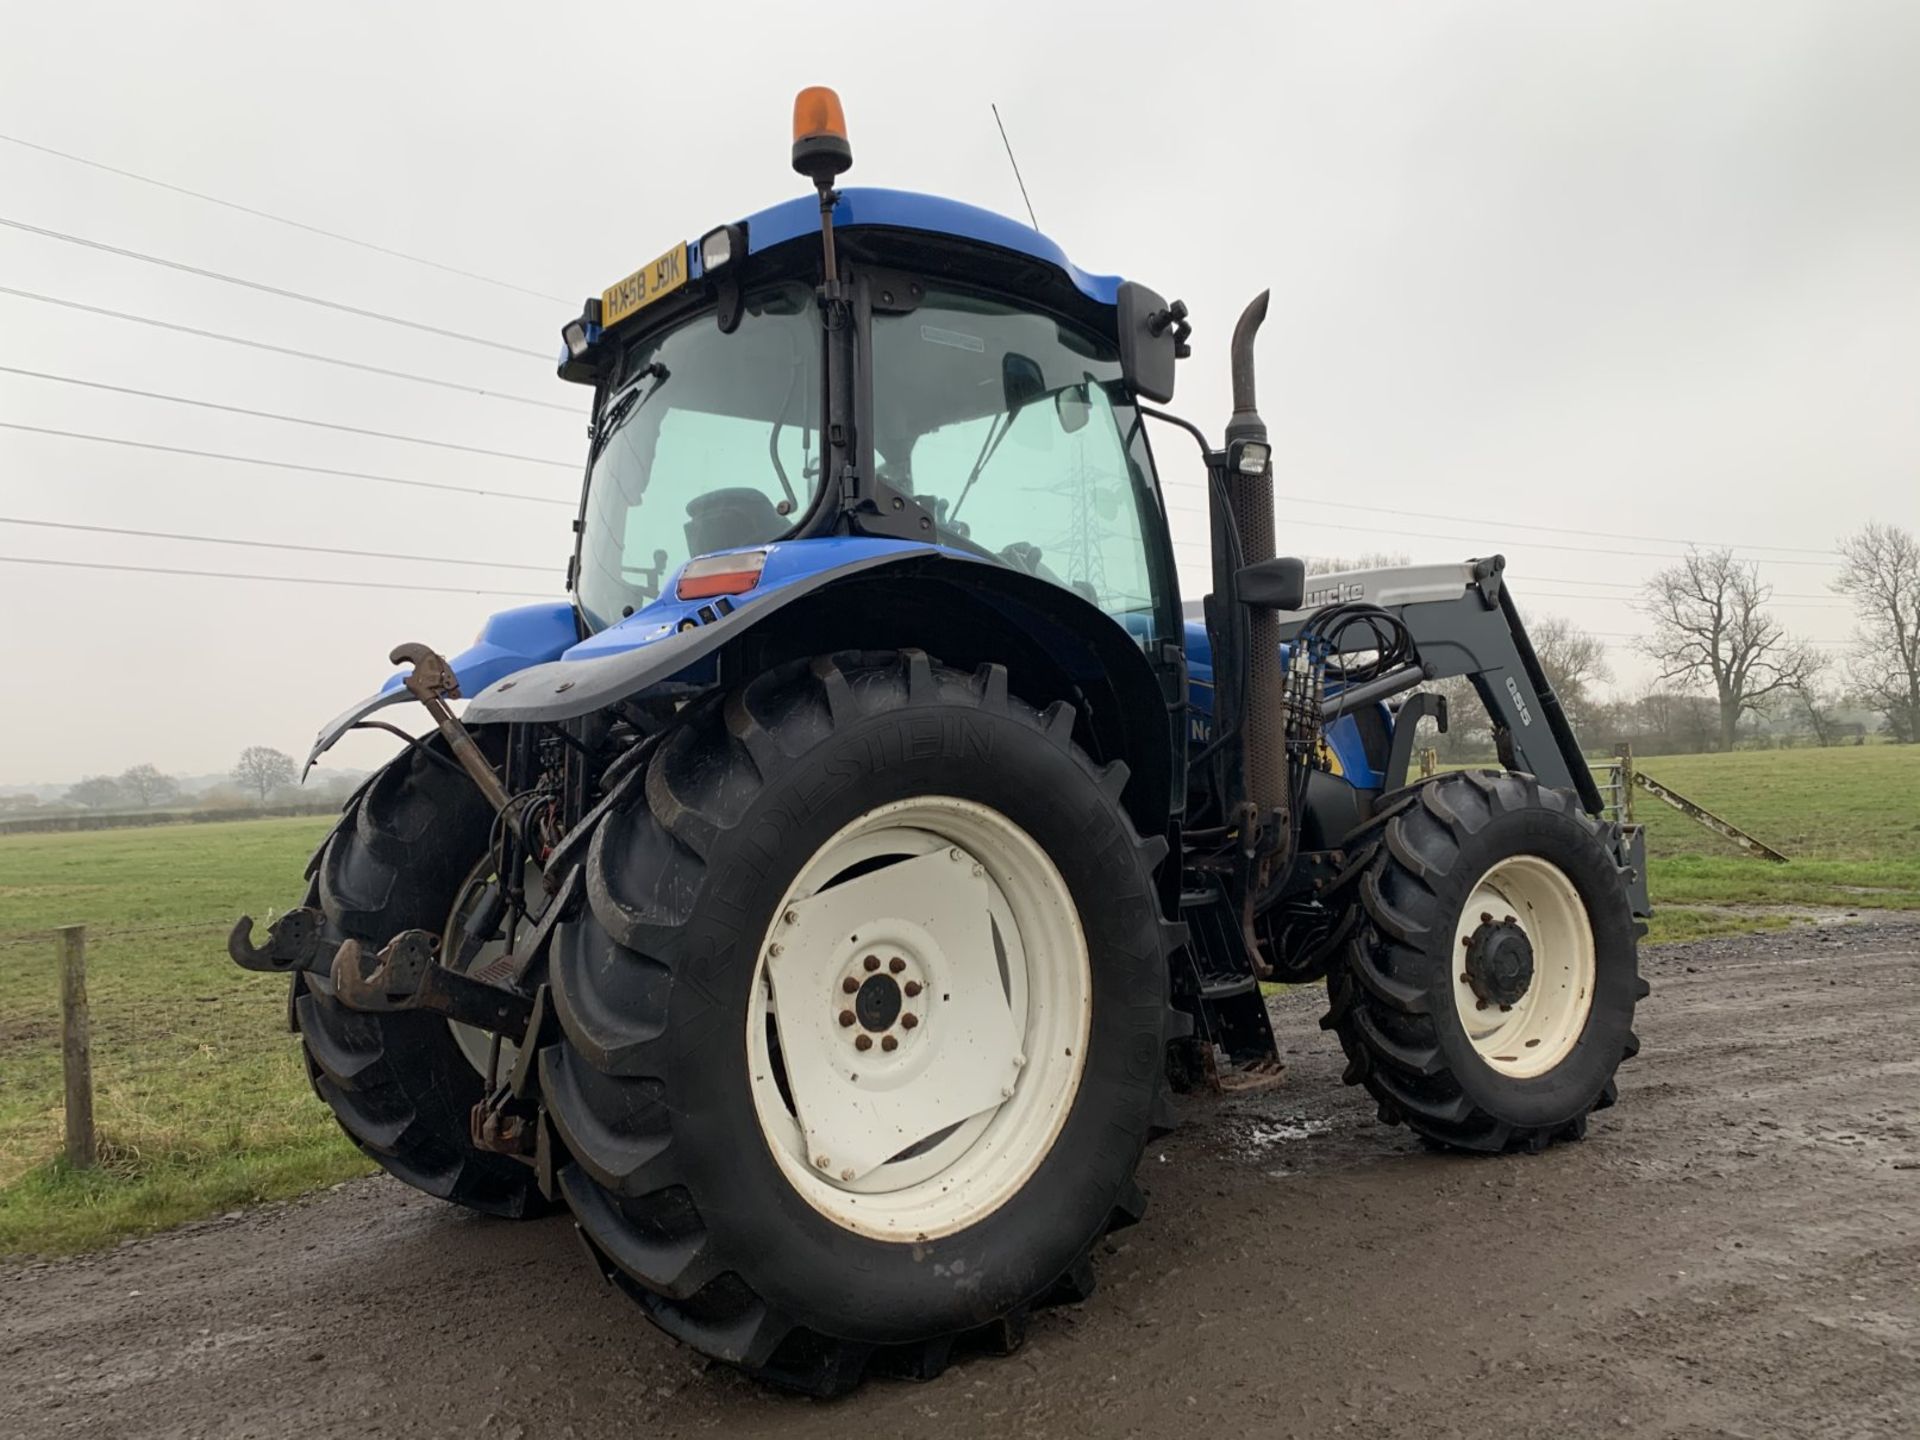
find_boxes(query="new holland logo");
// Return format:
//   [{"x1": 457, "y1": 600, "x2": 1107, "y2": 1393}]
[{"x1": 1505, "y1": 675, "x2": 1535, "y2": 726}]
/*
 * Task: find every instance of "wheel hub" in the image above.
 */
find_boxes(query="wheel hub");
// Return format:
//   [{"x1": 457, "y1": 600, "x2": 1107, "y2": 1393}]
[
  {"x1": 835, "y1": 948, "x2": 927, "y2": 1054},
  {"x1": 1464, "y1": 916, "x2": 1535, "y2": 1008},
  {"x1": 854, "y1": 970, "x2": 904, "y2": 1031}
]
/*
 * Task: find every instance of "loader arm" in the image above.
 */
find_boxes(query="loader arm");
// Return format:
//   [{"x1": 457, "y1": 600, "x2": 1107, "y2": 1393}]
[{"x1": 1275, "y1": 555, "x2": 1600, "y2": 809}]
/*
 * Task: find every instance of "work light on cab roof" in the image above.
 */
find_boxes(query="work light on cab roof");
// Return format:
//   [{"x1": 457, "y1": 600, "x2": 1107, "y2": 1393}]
[{"x1": 559, "y1": 84, "x2": 851, "y2": 365}]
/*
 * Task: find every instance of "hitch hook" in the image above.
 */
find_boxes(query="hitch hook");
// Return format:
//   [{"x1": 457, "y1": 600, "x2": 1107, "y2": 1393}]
[{"x1": 228, "y1": 907, "x2": 329, "y2": 974}]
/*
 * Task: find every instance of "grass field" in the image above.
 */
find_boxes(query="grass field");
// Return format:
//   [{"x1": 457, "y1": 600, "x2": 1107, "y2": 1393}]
[
  {"x1": 0, "y1": 815, "x2": 363, "y2": 1254},
  {"x1": 1625, "y1": 746, "x2": 1920, "y2": 941},
  {"x1": 0, "y1": 744, "x2": 1913, "y2": 1256}
]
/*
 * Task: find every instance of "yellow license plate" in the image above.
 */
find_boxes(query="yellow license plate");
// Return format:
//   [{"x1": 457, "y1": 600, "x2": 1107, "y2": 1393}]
[{"x1": 601, "y1": 243, "x2": 692, "y2": 328}]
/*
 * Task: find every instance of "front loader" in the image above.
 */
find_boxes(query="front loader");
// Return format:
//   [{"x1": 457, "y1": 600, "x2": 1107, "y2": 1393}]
[{"x1": 230, "y1": 87, "x2": 1649, "y2": 1395}]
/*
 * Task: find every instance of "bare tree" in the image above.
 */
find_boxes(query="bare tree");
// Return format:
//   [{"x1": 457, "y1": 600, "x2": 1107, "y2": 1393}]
[
  {"x1": 232, "y1": 746, "x2": 297, "y2": 806},
  {"x1": 64, "y1": 775, "x2": 125, "y2": 810},
  {"x1": 1789, "y1": 668, "x2": 1841, "y2": 748},
  {"x1": 118, "y1": 763, "x2": 181, "y2": 809},
  {"x1": 1832, "y1": 521, "x2": 1920, "y2": 743},
  {"x1": 1529, "y1": 615, "x2": 1612, "y2": 733},
  {"x1": 1640, "y1": 548, "x2": 1818, "y2": 752}
]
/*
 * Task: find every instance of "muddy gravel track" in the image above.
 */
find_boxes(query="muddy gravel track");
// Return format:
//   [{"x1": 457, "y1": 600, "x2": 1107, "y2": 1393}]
[{"x1": 5, "y1": 919, "x2": 1916, "y2": 1439}]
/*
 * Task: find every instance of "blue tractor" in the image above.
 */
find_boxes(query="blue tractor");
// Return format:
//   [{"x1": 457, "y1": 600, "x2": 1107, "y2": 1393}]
[{"x1": 232, "y1": 88, "x2": 1649, "y2": 1394}]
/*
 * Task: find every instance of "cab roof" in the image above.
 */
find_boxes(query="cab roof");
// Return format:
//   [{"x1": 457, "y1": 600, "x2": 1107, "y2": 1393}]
[{"x1": 738, "y1": 186, "x2": 1122, "y2": 307}]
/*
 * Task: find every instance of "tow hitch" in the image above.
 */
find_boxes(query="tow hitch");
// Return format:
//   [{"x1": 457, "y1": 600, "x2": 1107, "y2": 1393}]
[
  {"x1": 228, "y1": 911, "x2": 536, "y2": 1043},
  {"x1": 331, "y1": 929, "x2": 534, "y2": 1040}
]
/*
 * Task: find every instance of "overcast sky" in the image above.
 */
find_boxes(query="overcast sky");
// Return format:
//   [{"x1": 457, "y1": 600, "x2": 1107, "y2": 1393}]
[{"x1": 2, "y1": 1, "x2": 1915, "y2": 785}]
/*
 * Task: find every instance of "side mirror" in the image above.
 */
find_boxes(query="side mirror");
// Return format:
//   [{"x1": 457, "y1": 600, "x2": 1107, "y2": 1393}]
[
  {"x1": 1116, "y1": 281, "x2": 1177, "y2": 403},
  {"x1": 1055, "y1": 383, "x2": 1090, "y2": 434},
  {"x1": 1236, "y1": 555, "x2": 1306, "y2": 611}
]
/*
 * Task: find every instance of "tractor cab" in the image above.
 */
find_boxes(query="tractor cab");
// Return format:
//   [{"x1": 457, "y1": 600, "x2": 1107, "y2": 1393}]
[{"x1": 556, "y1": 168, "x2": 1183, "y2": 653}]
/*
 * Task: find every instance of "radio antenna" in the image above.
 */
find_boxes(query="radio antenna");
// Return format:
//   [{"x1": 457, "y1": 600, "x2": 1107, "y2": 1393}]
[{"x1": 991, "y1": 103, "x2": 1040, "y2": 230}]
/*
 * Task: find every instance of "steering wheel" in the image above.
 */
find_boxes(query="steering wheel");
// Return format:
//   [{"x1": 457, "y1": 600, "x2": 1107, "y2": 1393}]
[{"x1": 997, "y1": 541, "x2": 1047, "y2": 575}]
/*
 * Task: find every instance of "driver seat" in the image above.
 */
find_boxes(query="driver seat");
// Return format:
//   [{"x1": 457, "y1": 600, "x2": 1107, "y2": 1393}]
[{"x1": 685, "y1": 487, "x2": 785, "y2": 558}]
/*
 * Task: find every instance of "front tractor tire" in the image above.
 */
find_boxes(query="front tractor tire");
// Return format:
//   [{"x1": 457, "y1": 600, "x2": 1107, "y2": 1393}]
[
  {"x1": 294, "y1": 740, "x2": 545, "y2": 1217},
  {"x1": 1326, "y1": 770, "x2": 1648, "y2": 1153},
  {"x1": 542, "y1": 651, "x2": 1181, "y2": 1395}
]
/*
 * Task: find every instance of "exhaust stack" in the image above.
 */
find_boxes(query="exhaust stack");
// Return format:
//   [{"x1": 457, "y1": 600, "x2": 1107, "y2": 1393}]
[{"x1": 1222, "y1": 293, "x2": 1287, "y2": 834}]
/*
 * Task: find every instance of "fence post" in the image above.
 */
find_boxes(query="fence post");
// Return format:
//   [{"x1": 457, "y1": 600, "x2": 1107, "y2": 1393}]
[
  {"x1": 1418, "y1": 746, "x2": 1437, "y2": 778},
  {"x1": 1614, "y1": 743, "x2": 1636, "y2": 824},
  {"x1": 58, "y1": 924, "x2": 95, "y2": 1169}
]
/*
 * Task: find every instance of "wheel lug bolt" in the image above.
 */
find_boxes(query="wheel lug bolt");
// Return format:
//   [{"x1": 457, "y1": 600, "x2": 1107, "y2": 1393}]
[
  {"x1": 1499, "y1": 1003, "x2": 1512, "y2": 1013},
  {"x1": 1461, "y1": 936, "x2": 1472, "y2": 948},
  {"x1": 855, "y1": 1034, "x2": 873, "y2": 1051},
  {"x1": 815, "y1": 1154, "x2": 831, "y2": 1170},
  {"x1": 881, "y1": 1035, "x2": 898, "y2": 1052},
  {"x1": 863, "y1": 955, "x2": 880, "y2": 972},
  {"x1": 839, "y1": 1010, "x2": 855, "y2": 1027},
  {"x1": 901, "y1": 1013, "x2": 918, "y2": 1030},
  {"x1": 904, "y1": 980, "x2": 922, "y2": 997},
  {"x1": 1476, "y1": 999, "x2": 1488, "y2": 1011},
  {"x1": 1480, "y1": 912, "x2": 1493, "y2": 924},
  {"x1": 889, "y1": 957, "x2": 905, "y2": 974},
  {"x1": 842, "y1": 977, "x2": 859, "y2": 994},
  {"x1": 1459, "y1": 973, "x2": 1470, "y2": 984},
  {"x1": 840, "y1": 1168, "x2": 855, "y2": 1181}
]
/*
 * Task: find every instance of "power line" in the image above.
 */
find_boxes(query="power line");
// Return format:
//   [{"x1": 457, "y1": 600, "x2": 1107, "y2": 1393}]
[
  {"x1": 0, "y1": 285, "x2": 577, "y2": 413},
  {"x1": 1509, "y1": 573, "x2": 1842, "y2": 602},
  {"x1": 0, "y1": 214, "x2": 549, "y2": 359},
  {"x1": 1524, "y1": 587, "x2": 1846, "y2": 610},
  {"x1": 0, "y1": 516, "x2": 555, "y2": 574},
  {"x1": 1584, "y1": 629, "x2": 1849, "y2": 648},
  {"x1": 1277, "y1": 493, "x2": 1839, "y2": 559},
  {"x1": 0, "y1": 554, "x2": 551, "y2": 599},
  {"x1": 1166, "y1": 486, "x2": 1844, "y2": 563},
  {"x1": 0, "y1": 130, "x2": 565, "y2": 303},
  {"x1": 0, "y1": 422, "x2": 573, "y2": 506},
  {"x1": 1164, "y1": 514, "x2": 1839, "y2": 567},
  {"x1": 0, "y1": 365, "x2": 576, "y2": 468}
]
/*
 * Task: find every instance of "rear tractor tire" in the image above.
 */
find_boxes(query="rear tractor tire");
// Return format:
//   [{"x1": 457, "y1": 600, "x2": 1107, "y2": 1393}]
[
  {"x1": 541, "y1": 651, "x2": 1182, "y2": 1394},
  {"x1": 294, "y1": 738, "x2": 547, "y2": 1217},
  {"x1": 1324, "y1": 769, "x2": 1648, "y2": 1153}
]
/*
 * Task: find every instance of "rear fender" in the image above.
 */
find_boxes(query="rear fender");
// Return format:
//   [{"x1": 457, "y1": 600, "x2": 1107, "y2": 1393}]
[
  {"x1": 304, "y1": 601, "x2": 579, "y2": 776},
  {"x1": 462, "y1": 550, "x2": 1181, "y2": 837}
]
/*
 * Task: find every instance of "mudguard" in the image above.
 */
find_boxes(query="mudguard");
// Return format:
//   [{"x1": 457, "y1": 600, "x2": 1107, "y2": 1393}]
[
  {"x1": 463, "y1": 543, "x2": 978, "y2": 725},
  {"x1": 462, "y1": 543, "x2": 1178, "y2": 832},
  {"x1": 305, "y1": 541, "x2": 940, "y2": 774},
  {"x1": 304, "y1": 601, "x2": 579, "y2": 776}
]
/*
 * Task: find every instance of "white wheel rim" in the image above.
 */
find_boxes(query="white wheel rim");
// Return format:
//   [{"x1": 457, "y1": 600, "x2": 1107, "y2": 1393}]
[
  {"x1": 1450, "y1": 855, "x2": 1595, "y2": 1079},
  {"x1": 746, "y1": 796, "x2": 1091, "y2": 1240}
]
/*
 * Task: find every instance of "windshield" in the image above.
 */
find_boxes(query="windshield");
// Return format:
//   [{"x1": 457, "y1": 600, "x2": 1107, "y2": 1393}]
[
  {"x1": 870, "y1": 287, "x2": 1173, "y2": 641},
  {"x1": 575, "y1": 282, "x2": 822, "y2": 629}
]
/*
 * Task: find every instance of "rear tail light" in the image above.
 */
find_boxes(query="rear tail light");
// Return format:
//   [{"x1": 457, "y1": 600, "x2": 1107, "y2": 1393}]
[{"x1": 677, "y1": 550, "x2": 767, "y2": 600}]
